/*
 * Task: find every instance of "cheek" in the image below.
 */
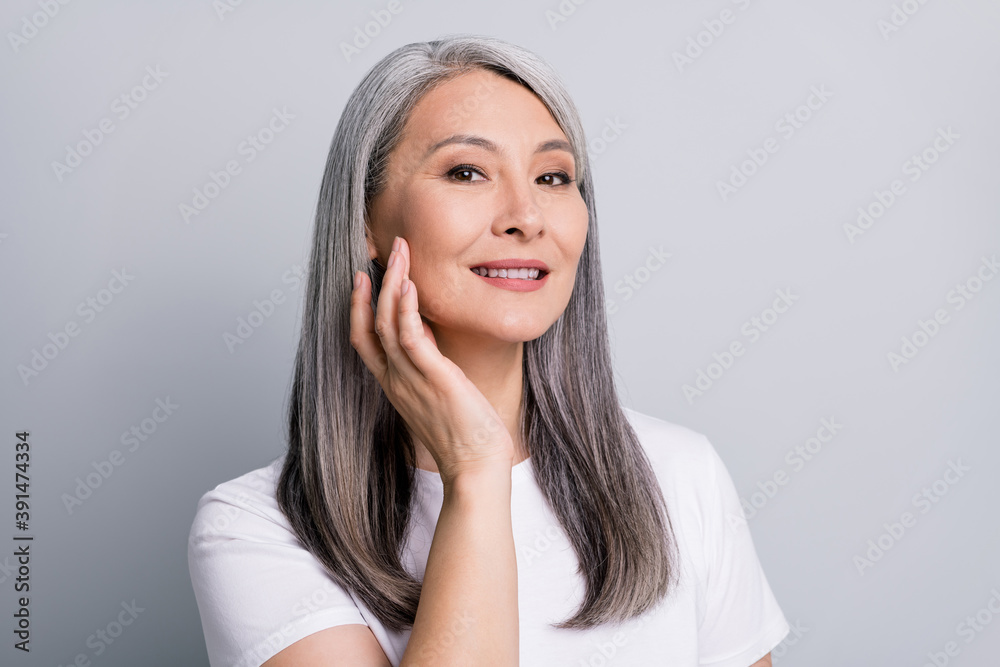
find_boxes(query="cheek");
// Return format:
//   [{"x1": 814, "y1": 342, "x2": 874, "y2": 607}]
[
  {"x1": 566, "y1": 200, "x2": 589, "y2": 261},
  {"x1": 408, "y1": 256, "x2": 466, "y2": 322},
  {"x1": 395, "y1": 189, "x2": 482, "y2": 250},
  {"x1": 557, "y1": 203, "x2": 589, "y2": 295}
]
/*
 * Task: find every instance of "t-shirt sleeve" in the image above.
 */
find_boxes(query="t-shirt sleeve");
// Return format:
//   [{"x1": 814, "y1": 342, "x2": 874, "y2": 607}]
[
  {"x1": 187, "y1": 478, "x2": 368, "y2": 667},
  {"x1": 696, "y1": 437, "x2": 790, "y2": 666}
]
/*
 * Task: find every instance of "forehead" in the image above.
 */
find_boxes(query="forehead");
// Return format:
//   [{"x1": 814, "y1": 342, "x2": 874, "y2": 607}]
[{"x1": 400, "y1": 69, "x2": 569, "y2": 147}]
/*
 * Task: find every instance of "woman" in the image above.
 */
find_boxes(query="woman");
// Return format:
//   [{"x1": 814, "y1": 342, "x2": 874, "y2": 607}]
[{"x1": 188, "y1": 34, "x2": 790, "y2": 666}]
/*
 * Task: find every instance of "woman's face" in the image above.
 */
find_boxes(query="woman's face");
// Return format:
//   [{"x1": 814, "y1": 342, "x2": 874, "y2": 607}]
[{"x1": 366, "y1": 68, "x2": 589, "y2": 344}]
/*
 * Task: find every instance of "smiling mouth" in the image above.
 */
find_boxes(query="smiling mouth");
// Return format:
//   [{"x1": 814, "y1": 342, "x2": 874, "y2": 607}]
[{"x1": 470, "y1": 267, "x2": 548, "y2": 281}]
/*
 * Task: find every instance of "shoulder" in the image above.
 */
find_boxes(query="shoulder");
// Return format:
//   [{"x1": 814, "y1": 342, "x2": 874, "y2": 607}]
[
  {"x1": 621, "y1": 407, "x2": 730, "y2": 535},
  {"x1": 623, "y1": 410, "x2": 794, "y2": 659},
  {"x1": 186, "y1": 455, "x2": 371, "y2": 666},
  {"x1": 622, "y1": 406, "x2": 717, "y2": 482},
  {"x1": 188, "y1": 455, "x2": 289, "y2": 554}
]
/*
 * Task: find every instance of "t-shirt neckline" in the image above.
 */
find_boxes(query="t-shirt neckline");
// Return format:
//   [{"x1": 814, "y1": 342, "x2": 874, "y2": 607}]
[{"x1": 409, "y1": 456, "x2": 533, "y2": 488}]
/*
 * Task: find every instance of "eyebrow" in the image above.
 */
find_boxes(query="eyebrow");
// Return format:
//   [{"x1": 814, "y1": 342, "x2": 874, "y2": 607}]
[{"x1": 422, "y1": 134, "x2": 574, "y2": 161}]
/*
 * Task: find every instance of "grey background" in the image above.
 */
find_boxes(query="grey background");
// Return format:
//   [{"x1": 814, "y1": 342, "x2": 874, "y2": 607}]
[{"x1": 2, "y1": 0, "x2": 999, "y2": 665}]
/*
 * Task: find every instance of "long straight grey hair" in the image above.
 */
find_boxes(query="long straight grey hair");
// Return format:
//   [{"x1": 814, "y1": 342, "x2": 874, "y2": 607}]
[{"x1": 276, "y1": 34, "x2": 680, "y2": 633}]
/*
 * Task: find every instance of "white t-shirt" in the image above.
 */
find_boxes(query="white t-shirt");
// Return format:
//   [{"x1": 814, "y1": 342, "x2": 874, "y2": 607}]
[{"x1": 188, "y1": 408, "x2": 790, "y2": 666}]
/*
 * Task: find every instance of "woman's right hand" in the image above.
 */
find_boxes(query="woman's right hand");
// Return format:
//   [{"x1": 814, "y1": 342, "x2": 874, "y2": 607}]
[{"x1": 349, "y1": 235, "x2": 516, "y2": 485}]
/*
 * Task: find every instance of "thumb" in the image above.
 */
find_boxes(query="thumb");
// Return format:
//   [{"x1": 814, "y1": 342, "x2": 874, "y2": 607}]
[{"x1": 420, "y1": 316, "x2": 437, "y2": 348}]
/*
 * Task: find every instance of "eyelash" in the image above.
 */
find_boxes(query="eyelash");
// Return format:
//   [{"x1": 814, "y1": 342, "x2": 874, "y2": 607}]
[{"x1": 447, "y1": 163, "x2": 575, "y2": 187}]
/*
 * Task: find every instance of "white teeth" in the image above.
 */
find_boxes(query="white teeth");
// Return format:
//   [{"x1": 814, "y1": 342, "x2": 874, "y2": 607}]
[{"x1": 471, "y1": 267, "x2": 542, "y2": 280}]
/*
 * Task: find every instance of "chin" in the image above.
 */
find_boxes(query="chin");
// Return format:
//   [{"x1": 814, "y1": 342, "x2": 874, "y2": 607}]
[
  {"x1": 484, "y1": 313, "x2": 559, "y2": 343},
  {"x1": 489, "y1": 328, "x2": 550, "y2": 344},
  {"x1": 430, "y1": 312, "x2": 557, "y2": 344}
]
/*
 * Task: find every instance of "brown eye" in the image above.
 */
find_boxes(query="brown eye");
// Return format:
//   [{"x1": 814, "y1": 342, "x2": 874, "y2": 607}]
[
  {"x1": 538, "y1": 172, "x2": 572, "y2": 186},
  {"x1": 448, "y1": 164, "x2": 486, "y2": 182}
]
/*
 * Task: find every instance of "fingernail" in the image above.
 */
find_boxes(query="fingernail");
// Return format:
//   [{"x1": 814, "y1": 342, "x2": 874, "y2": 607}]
[
  {"x1": 401, "y1": 279, "x2": 410, "y2": 296},
  {"x1": 353, "y1": 270, "x2": 361, "y2": 290},
  {"x1": 392, "y1": 236, "x2": 401, "y2": 252},
  {"x1": 388, "y1": 250, "x2": 396, "y2": 268}
]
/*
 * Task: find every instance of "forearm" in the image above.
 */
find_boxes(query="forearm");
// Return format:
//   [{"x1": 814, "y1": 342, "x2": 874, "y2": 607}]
[{"x1": 400, "y1": 466, "x2": 519, "y2": 666}]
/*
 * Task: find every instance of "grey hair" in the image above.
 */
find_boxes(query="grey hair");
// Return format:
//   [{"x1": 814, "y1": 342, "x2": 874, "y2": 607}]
[{"x1": 276, "y1": 33, "x2": 680, "y2": 633}]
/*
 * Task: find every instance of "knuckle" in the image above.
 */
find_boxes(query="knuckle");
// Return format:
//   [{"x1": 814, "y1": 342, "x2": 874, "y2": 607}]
[
  {"x1": 398, "y1": 329, "x2": 419, "y2": 351},
  {"x1": 441, "y1": 364, "x2": 463, "y2": 385},
  {"x1": 374, "y1": 318, "x2": 392, "y2": 339}
]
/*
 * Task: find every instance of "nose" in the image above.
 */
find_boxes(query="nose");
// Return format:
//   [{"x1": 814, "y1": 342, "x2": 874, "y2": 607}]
[{"x1": 493, "y1": 175, "x2": 544, "y2": 238}]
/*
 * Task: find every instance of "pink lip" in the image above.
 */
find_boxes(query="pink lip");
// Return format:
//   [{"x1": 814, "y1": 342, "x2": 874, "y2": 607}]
[
  {"x1": 470, "y1": 259, "x2": 550, "y2": 272},
  {"x1": 472, "y1": 270, "x2": 549, "y2": 292}
]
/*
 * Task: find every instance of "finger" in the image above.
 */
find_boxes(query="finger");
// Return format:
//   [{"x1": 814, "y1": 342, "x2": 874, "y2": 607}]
[
  {"x1": 349, "y1": 269, "x2": 388, "y2": 378},
  {"x1": 373, "y1": 241, "x2": 420, "y2": 377},
  {"x1": 396, "y1": 240, "x2": 449, "y2": 382},
  {"x1": 398, "y1": 238, "x2": 439, "y2": 349}
]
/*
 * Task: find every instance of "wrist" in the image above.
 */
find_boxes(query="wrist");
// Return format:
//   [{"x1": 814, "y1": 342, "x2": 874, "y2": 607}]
[{"x1": 442, "y1": 459, "x2": 514, "y2": 499}]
